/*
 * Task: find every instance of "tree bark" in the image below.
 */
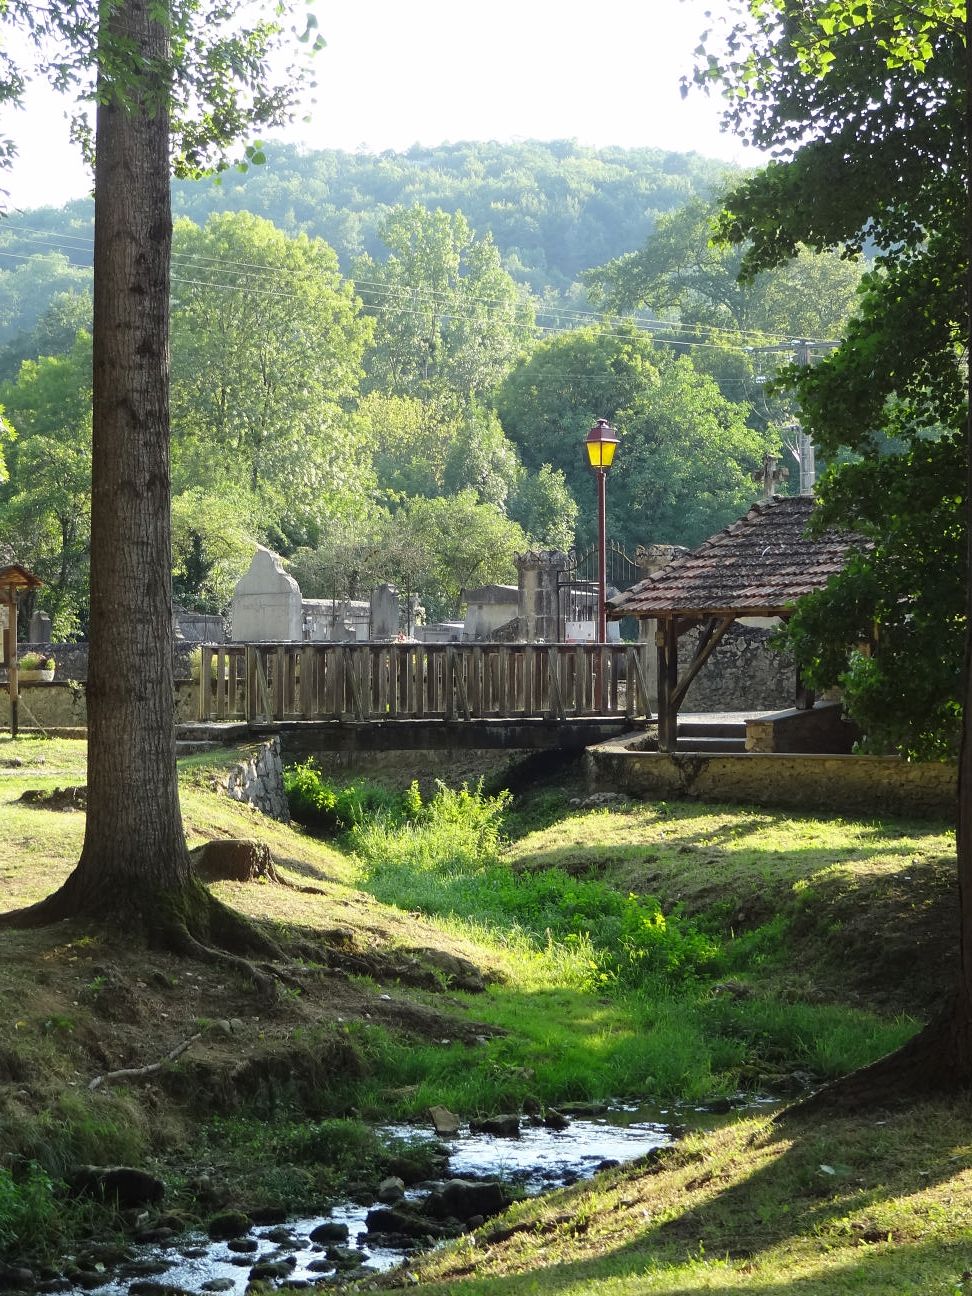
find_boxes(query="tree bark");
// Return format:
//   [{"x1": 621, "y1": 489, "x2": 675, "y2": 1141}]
[
  {"x1": 81, "y1": 0, "x2": 190, "y2": 910},
  {"x1": 0, "y1": 0, "x2": 192, "y2": 926}
]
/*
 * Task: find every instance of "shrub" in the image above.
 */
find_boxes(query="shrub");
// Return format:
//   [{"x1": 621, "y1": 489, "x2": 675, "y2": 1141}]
[
  {"x1": 283, "y1": 759, "x2": 401, "y2": 834},
  {"x1": 0, "y1": 1164, "x2": 60, "y2": 1256}
]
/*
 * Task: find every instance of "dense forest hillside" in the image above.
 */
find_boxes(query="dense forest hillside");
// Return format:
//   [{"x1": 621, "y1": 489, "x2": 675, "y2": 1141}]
[{"x1": 0, "y1": 139, "x2": 735, "y2": 318}]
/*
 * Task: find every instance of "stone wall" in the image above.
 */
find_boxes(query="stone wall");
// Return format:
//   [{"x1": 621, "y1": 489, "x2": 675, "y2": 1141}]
[
  {"x1": 643, "y1": 620, "x2": 795, "y2": 712},
  {"x1": 586, "y1": 734, "x2": 956, "y2": 819},
  {"x1": 278, "y1": 736, "x2": 536, "y2": 797},
  {"x1": 11, "y1": 643, "x2": 198, "y2": 683},
  {"x1": 0, "y1": 679, "x2": 199, "y2": 727},
  {"x1": 222, "y1": 738, "x2": 289, "y2": 822}
]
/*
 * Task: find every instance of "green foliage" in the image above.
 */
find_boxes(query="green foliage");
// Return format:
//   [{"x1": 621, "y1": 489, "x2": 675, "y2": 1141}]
[
  {"x1": 699, "y1": 0, "x2": 967, "y2": 756},
  {"x1": 0, "y1": 330, "x2": 92, "y2": 636},
  {"x1": 283, "y1": 759, "x2": 402, "y2": 835},
  {"x1": 496, "y1": 322, "x2": 771, "y2": 550},
  {"x1": 0, "y1": 1165, "x2": 60, "y2": 1255},
  {"x1": 381, "y1": 491, "x2": 528, "y2": 621},
  {"x1": 587, "y1": 194, "x2": 862, "y2": 339},
  {"x1": 352, "y1": 783, "x2": 722, "y2": 993},
  {"x1": 170, "y1": 212, "x2": 374, "y2": 537},
  {"x1": 355, "y1": 204, "x2": 535, "y2": 406},
  {"x1": 17, "y1": 653, "x2": 54, "y2": 670},
  {"x1": 167, "y1": 140, "x2": 733, "y2": 304}
]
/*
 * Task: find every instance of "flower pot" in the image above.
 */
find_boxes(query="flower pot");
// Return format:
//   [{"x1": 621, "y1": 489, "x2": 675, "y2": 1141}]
[{"x1": 18, "y1": 668, "x2": 55, "y2": 683}]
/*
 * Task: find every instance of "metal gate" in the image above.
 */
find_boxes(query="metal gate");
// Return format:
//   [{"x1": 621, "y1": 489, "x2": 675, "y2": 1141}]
[{"x1": 558, "y1": 541, "x2": 640, "y2": 641}]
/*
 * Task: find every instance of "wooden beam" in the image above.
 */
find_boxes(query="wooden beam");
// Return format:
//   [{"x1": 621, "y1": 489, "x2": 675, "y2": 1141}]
[
  {"x1": 656, "y1": 620, "x2": 678, "y2": 751},
  {"x1": 671, "y1": 616, "x2": 736, "y2": 710}
]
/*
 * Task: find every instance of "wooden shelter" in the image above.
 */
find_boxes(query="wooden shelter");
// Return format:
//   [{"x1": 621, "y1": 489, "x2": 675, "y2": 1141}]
[
  {"x1": 608, "y1": 496, "x2": 859, "y2": 750},
  {"x1": 1, "y1": 563, "x2": 44, "y2": 737}
]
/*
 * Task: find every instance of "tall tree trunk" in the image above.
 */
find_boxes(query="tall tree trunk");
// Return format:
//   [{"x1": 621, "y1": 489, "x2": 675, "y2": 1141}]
[
  {"x1": 3, "y1": 0, "x2": 192, "y2": 925},
  {"x1": 80, "y1": 0, "x2": 191, "y2": 910},
  {"x1": 951, "y1": 1, "x2": 972, "y2": 1074}
]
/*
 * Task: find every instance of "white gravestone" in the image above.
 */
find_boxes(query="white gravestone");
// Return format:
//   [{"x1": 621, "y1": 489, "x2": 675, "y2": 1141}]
[{"x1": 230, "y1": 547, "x2": 302, "y2": 642}]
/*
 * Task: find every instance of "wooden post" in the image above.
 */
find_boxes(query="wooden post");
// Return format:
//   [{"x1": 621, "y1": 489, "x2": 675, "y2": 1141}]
[
  {"x1": 5, "y1": 594, "x2": 18, "y2": 738},
  {"x1": 273, "y1": 646, "x2": 286, "y2": 719},
  {"x1": 471, "y1": 646, "x2": 483, "y2": 717},
  {"x1": 656, "y1": 620, "x2": 679, "y2": 751},
  {"x1": 198, "y1": 645, "x2": 213, "y2": 721},
  {"x1": 214, "y1": 647, "x2": 227, "y2": 721}
]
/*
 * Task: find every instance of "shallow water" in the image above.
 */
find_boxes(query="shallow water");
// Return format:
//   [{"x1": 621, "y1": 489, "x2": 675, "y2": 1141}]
[{"x1": 63, "y1": 1110, "x2": 673, "y2": 1292}]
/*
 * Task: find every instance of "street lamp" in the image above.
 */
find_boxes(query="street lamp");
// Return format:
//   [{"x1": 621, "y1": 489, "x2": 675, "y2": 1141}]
[{"x1": 584, "y1": 417, "x2": 619, "y2": 644}]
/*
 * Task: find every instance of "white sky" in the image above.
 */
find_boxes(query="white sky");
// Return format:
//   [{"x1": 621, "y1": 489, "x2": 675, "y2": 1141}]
[{"x1": 1, "y1": 0, "x2": 757, "y2": 211}]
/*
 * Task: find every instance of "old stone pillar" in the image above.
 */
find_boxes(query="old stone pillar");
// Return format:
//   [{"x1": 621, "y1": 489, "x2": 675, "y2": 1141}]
[{"x1": 516, "y1": 550, "x2": 569, "y2": 643}]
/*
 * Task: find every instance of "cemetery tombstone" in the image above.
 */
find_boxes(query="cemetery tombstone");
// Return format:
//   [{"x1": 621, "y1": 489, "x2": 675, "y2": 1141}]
[{"x1": 230, "y1": 547, "x2": 302, "y2": 642}]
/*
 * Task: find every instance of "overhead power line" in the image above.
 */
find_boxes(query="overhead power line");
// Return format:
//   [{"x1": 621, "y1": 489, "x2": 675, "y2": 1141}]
[{"x1": 0, "y1": 220, "x2": 829, "y2": 360}]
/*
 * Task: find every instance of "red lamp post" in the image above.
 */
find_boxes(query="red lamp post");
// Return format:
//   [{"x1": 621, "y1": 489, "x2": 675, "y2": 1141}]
[{"x1": 584, "y1": 418, "x2": 620, "y2": 644}]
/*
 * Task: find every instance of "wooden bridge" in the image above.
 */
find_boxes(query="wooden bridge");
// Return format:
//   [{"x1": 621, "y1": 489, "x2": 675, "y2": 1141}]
[{"x1": 193, "y1": 642, "x2": 651, "y2": 750}]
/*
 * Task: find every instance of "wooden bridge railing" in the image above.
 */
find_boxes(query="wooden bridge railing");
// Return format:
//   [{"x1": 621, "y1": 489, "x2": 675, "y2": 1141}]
[{"x1": 197, "y1": 642, "x2": 652, "y2": 725}]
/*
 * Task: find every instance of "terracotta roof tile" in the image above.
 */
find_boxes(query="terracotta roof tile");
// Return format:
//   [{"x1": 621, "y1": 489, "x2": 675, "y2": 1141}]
[{"x1": 609, "y1": 496, "x2": 860, "y2": 619}]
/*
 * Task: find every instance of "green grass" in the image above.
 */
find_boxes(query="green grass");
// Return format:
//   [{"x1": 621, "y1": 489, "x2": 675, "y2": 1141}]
[
  {"x1": 402, "y1": 1102, "x2": 972, "y2": 1296},
  {"x1": 346, "y1": 782, "x2": 922, "y2": 1107}
]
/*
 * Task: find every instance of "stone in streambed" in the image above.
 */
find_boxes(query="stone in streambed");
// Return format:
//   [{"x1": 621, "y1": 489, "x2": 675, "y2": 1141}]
[
  {"x1": 226, "y1": 1239, "x2": 258, "y2": 1254},
  {"x1": 468, "y1": 1114, "x2": 520, "y2": 1137},
  {"x1": 308, "y1": 1221, "x2": 349, "y2": 1244},
  {"x1": 207, "y1": 1211, "x2": 251, "y2": 1240},
  {"x1": 428, "y1": 1179, "x2": 508, "y2": 1221},
  {"x1": 428, "y1": 1105, "x2": 460, "y2": 1136},
  {"x1": 71, "y1": 1166, "x2": 166, "y2": 1208},
  {"x1": 377, "y1": 1176, "x2": 405, "y2": 1203}
]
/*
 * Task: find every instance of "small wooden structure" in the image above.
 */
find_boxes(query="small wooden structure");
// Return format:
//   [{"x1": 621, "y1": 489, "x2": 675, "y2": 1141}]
[
  {"x1": 0, "y1": 563, "x2": 44, "y2": 738},
  {"x1": 609, "y1": 496, "x2": 859, "y2": 751},
  {"x1": 197, "y1": 641, "x2": 652, "y2": 726}
]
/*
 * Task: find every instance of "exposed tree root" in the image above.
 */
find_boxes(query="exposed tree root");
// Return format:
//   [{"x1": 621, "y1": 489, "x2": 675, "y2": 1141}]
[
  {"x1": 782, "y1": 1003, "x2": 972, "y2": 1120},
  {"x1": 0, "y1": 866, "x2": 297, "y2": 1002}
]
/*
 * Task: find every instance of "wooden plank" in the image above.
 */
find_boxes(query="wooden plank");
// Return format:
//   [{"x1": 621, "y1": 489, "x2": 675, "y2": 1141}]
[
  {"x1": 497, "y1": 646, "x2": 509, "y2": 717},
  {"x1": 298, "y1": 646, "x2": 312, "y2": 718},
  {"x1": 334, "y1": 646, "x2": 348, "y2": 719},
  {"x1": 214, "y1": 648, "x2": 227, "y2": 720},
  {"x1": 626, "y1": 645, "x2": 652, "y2": 720},
  {"x1": 343, "y1": 646, "x2": 365, "y2": 720},
  {"x1": 656, "y1": 621, "x2": 678, "y2": 751},
  {"x1": 523, "y1": 646, "x2": 535, "y2": 716},
  {"x1": 199, "y1": 645, "x2": 213, "y2": 721},
  {"x1": 573, "y1": 645, "x2": 585, "y2": 716},
  {"x1": 609, "y1": 646, "x2": 621, "y2": 714},
  {"x1": 471, "y1": 646, "x2": 483, "y2": 717},
  {"x1": 226, "y1": 649, "x2": 239, "y2": 720},
  {"x1": 254, "y1": 650, "x2": 274, "y2": 722},
  {"x1": 546, "y1": 647, "x2": 567, "y2": 720},
  {"x1": 454, "y1": 649, "x2": 471, "y2": 721},
  {"x1": 414, "y1": 646, "x2": 424, "y2": 717},
  {"x1": 445, "y1": 647, "x2": 456, "y2": 721},
  {"x1": 287, "y1": 649, "x2": 298, "y2": 718}
]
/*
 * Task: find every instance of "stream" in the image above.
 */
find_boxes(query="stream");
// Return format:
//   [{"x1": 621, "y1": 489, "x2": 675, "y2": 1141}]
[{"x1": 51, "y1": 1100, "x2": 775, "y2": 1294}]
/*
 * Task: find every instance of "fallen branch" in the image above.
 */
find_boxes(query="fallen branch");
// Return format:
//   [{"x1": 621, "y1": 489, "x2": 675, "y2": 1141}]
[{"x1": 88, "y1": 1032, "x2": 202, "y2": 1091}]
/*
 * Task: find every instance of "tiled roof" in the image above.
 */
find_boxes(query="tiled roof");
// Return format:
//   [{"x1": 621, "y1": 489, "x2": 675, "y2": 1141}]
[
  {"x1": 0, "y1": 563, "x2": 43, "y2": 591},
  {"x1": 609, "y1": 495, "x2": 860, "y2": 619}
]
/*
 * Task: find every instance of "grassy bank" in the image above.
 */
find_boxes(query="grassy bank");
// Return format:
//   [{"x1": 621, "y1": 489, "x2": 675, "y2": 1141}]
[
  {"x1": 0, "y1": 735, "x2": 962, "y2": 1288},
  {"x1": 389, "y1": 1102, "x2": 972, "y2": 1295}
]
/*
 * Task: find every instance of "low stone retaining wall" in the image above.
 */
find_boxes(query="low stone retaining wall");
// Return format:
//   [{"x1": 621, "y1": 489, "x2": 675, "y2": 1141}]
[
  {"x1": 12, "y1": 642, "x2": 198, "y2": 682},
  {"x1": 586, "y1": 733, "x2": 956, "y2": 820},
  {"x1": 222, "y1": 738, "x2": 289, "y2": 822},
  {"x1": 0, "y1": 680, "x2": 199, "y2": 728}
]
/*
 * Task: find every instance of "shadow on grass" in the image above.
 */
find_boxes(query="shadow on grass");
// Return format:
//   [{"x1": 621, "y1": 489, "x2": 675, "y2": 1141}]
[{"x1": 403, "y1": 1102, "x2": 970, "y2": 1295}]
